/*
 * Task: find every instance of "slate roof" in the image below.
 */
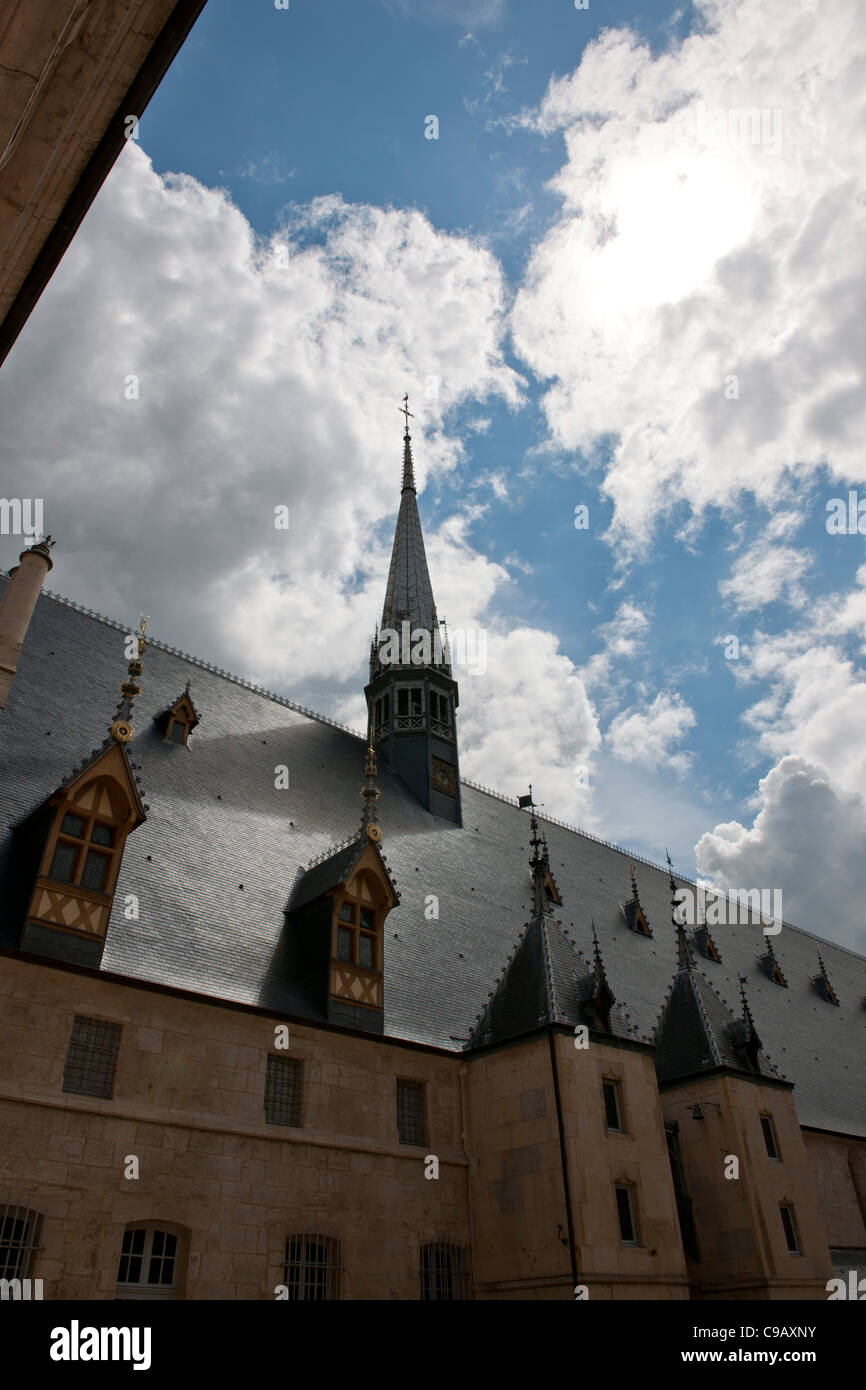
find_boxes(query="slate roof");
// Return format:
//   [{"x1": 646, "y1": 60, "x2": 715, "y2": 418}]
[
  {"x1": 1, "y1": 577, "x2": 865, "y2": 1137},
  {"x1": 468, "y1": 910, "x2": 632, "y2": 1048},
  {"x1": 654, "y1": 948, "x2": 782, "y2": 1084},
  {"x1": 289, "y1": 834, "x2": 399, "y2": 913}
]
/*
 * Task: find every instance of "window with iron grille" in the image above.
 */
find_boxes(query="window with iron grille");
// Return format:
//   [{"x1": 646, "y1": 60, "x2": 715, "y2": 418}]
[
  {"x1": 265, "y1": 1055, "x2": 303, "y2": 1127},
  {"x1": 62, "y1": 1015, "x2": 122, "y2": 1098},
  {"x1": 0, "y1": 1202, "x2": 43, "y2": 1280},
  {"x1": 420, "y1": 1242, "x2": 470, "y2": 1300},
  {"x1": 116, "y1": 1223, "x2": 182, "y2": 1298},
  {"x1": 396, "y1": 1078, "x2": 428, "y2": 1146},
  {"x1": 283, "y1": 1235, "x2": 340, "y2": 1300}
]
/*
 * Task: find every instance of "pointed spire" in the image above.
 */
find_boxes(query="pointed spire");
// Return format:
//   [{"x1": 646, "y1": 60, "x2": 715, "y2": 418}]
[
  {"x1": 584, "y1": 919, "x2": 616, "y2": 1032},
  {"x1": 399, "y1": 392, "x2": 416, "y2": 492},
  {"x1": 667, "y1": 850, "x2": 694, "y2": 970},
  {"x1": 372, "y1": 395, "x2": 444, "y2": 673},
  {"x1": 622, "y1": 862, "x2": 651, "y2": 936},
  {"x1": 759, "y1": 933, "x2": 788, "y2": 987},
  {"x1": 109, "y1": 615, "x2": 148, "y2": 744},
  {"x1": 812, "y1": 950, "x2": 840, "y2": 1005},
  {"x1": 591, "y1": 921, "x2": 610, "y2": 988}
]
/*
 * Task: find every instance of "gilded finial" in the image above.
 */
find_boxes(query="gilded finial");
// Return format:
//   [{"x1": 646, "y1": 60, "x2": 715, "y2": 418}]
[
  {"x1": 360, "y1": 735, "x2": 382, "y2": 842},
  {"x1": 110, "y1": 613, "x2": 148, "y2": 744}
]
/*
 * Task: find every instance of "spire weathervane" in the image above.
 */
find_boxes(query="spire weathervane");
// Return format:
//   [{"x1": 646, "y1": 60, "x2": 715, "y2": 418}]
[{"x1": 399, "y1": 392, "x2": 414, "y2": 436}]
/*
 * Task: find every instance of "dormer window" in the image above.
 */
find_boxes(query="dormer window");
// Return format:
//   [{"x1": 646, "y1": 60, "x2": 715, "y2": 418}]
[
  {"x1": 334, "y1": 892, "x2": 380, "y2": 970},
  {"x1": 157, "y1": 684, "x2": 199, "y2": 747},
  {"x1": 49, "y1": 810, "x2": 118, "y2": 893}
]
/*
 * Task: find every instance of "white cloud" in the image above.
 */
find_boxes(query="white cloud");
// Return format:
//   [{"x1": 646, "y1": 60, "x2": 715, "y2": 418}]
[
  {"x1": 607, "y1": 691, "x2": 697, "y2": 774},
  {"x1": 720, "y1": 540, "x2": 812, "y2": 613},
  {"x1": 580, "y1": 601, "x2": 651, "y2": 693},
  {"x1": 511, "y1": 0, "x2": 866, "y2": 561},
  {"x1": 696, "y1": 755, "x2": 866, "y2": 952},
  {"x1": 0, "y1": 146, "x2": 522, "y2": 698}
]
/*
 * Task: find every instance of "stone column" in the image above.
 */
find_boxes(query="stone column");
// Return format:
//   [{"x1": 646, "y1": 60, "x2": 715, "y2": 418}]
[{"x1": 0, "y1": 535, "x2": 54, "y2": 720}]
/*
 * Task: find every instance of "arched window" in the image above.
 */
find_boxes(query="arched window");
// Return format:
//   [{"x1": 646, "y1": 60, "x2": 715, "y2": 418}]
[
  {"x1": 0, "y1": 1201, "x2": 43, "y2": 1281},
  {"x1": 116, "y1": 1222, "x2": 186, "y2": 1300},
  {"x1": 283, "y1": 1235, "x2": 340, "y2": 1300}
]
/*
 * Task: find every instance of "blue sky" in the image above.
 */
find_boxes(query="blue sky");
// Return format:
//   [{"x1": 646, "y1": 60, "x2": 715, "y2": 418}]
[{"x1": 2, "y1": 0, "x2": 865, "y2": 949}]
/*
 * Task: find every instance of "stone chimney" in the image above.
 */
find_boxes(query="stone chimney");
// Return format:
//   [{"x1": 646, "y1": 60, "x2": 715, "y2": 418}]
[{"x1": 0, "y1": 536, "x2": 54, "y2": 720}]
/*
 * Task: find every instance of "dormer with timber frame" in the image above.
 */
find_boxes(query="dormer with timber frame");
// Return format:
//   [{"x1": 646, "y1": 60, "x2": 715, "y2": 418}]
[{"x1": 19, "y1": 739, "x2": 146, "y2": 967}]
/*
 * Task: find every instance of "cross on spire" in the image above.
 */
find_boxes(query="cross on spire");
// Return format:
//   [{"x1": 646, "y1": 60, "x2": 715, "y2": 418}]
[{"x1": 398, "y1": 392, "x2": 414, "y2": 436}]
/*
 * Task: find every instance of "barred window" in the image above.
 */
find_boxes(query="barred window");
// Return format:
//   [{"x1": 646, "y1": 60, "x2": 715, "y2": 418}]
[
  {"x1": 62, "y1": 1015, "x2": 122, "y2": 1098},
  {"x1": 265, "y1": 1055, "x2": 303, "y2": 1127},
  {"x1": 420, "y1": 1242, "x2": 470, "y2": 1300},
  {"x1": 116, "y1": 1223, "x2": 183, "y2": 1298},
  {"x1": 0, "y1": 1202, "x2": 43, "y2": 1281},
  {"x1": 283, "y1": 1235, "x2": 340, "y2": 1300},
  {"x1": 396, "y1": 1078, "x2": 428, "y2": 1146}
]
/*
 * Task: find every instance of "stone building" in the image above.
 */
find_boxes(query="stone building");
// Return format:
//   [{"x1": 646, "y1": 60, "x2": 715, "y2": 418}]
[{"x1": 0, "y1": 422, "x2": 863, "y2": 1300}]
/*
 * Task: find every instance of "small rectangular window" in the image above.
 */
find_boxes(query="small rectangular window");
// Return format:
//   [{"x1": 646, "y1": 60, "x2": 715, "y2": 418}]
[
  {"x1": 780, "y1": 1204, "x2": 800, "y2": 1254},
  {"x1": 265, "y1": 1055, "x2": 303, "y2": 1127},
  {"x1": 761, "y1": 1115, "x2": 780, "y2": 1160},
  {"x1": 62, "y1": 1015, "x2": 122, "y2": 1098},
  {"x1": 397, "y1": 1078, "x2": 428, "y2": 1146},
  {"x1": 615, "y1": 1185, "x2": 637, "y2": 1244},
  {"x1": 397, "y1": 689, "x2": 408, "y2": 716},
  {"x1": 90, "y1": 822, "x2": 115, "y2": 847},
  {"x1": 603, "y1": 1081, "x2": 622, "y2": 1131},
  {"x1": 60, "y1": 813, "x2": 86, "y2": 838},
  {"x1": 337, "y1": 927, "x2": 352, "y2": 962},
  {"x1": 338, "y1": 902, "x2": 354, "y2": 923},
  {"x1": 359, "y1": 907, "x2": 375, "y2": 931},
  {"x1": 410, "y1": 688, "x2": 422, "y2": 714},
  {"x1": 359, "y1": 935, "x2": 374, "y2": 969},
  {"x1": 168, "y1": 719, "x2": 186, "y2": 743}
]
